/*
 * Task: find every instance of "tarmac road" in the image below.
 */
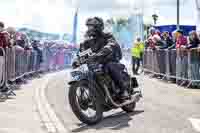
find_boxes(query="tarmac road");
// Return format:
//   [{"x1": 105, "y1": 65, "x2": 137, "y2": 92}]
[{"x1": 45, "y1": 70, "x2": 200, "y2": 133}]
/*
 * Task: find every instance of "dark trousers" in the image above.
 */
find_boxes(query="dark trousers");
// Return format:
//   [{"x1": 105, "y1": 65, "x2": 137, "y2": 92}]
[
  {"x1": 132, "y1": 56, "x2": 140, "y2": 74},
  {"x1": 104, "y1": 62, "x2": 129, "y2": 92}
]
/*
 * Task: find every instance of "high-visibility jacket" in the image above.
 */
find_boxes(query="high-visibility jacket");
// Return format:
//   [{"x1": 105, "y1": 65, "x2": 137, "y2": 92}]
[{"x1": 131, "y1": 41, "x2": 144, "y2": 58}]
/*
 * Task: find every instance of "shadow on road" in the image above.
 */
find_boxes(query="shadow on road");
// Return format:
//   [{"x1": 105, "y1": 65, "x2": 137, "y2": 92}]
[{"x1": 71, "y1": 110, "x2": 144, "y2": 132}]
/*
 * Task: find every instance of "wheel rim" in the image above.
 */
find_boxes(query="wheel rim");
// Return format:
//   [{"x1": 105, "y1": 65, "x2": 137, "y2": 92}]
[{"x1": 76, "y1": 86, "x2": 97, "y2": 118}]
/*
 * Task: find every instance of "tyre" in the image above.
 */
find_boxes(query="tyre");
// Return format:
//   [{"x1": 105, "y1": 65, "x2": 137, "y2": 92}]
[
  {"x1": 121, "y1": 102, "x2": 136, "y2": 113},
  {"x1": 68, "y1": 80, "x2": 103, "y2": 125}
]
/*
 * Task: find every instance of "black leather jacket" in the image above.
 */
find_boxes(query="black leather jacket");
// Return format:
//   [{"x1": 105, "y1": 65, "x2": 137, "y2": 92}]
[{"x1": 79, "y1": 32, "x2": 122, "y2": 64}]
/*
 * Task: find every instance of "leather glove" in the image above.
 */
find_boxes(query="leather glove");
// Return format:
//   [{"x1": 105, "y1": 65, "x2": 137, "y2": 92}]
[{"x1": 72, "y1": 60, "x2": 80, "y2": 69}]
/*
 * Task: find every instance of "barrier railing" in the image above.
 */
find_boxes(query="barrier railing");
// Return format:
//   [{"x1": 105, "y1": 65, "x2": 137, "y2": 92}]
[
  {"x1": 0, "y1": 47, "x2": 6, "y2": 88},
  {"x1": 143, "y1": 48, "x2": 200, "y2": 87},
  {"x1": 0, "y1": 45, "x2": 76, "y2": 92}
]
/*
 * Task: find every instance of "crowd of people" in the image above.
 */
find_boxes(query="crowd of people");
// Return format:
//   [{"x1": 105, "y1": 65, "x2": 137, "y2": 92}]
[
  {"x1": 145, "y1": 27, "x2": 200, "y2": 50},
  {"x1": 130, "y1": 26, "x2": 200, "y2": 87},
  {"x1": 0, "y1": 21, "x2": 77, "y2": 94},
  {"x1": 136, "y1": 27, "x2": 200, "y2": 87}
]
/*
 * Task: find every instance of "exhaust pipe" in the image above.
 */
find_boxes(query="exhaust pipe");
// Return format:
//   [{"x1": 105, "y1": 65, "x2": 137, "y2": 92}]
[{"x1": 103, "y1": 85, "x2": 141, "y2": 107}]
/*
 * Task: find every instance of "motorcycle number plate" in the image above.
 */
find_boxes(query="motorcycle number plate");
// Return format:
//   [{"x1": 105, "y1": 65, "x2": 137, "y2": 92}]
[{"x1": 70, "y1": 71, "x2": 82, "y2": 80}]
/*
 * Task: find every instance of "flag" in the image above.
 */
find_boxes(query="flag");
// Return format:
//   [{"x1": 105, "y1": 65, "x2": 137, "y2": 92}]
[{"x1": 71, "y1": 8, "x2": 78, "y2": 45}]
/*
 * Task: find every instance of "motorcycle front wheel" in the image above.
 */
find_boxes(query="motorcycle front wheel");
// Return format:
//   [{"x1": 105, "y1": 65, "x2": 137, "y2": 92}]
[{"x1": 68, "y1": 80, "x2": 103, "y2": 125}]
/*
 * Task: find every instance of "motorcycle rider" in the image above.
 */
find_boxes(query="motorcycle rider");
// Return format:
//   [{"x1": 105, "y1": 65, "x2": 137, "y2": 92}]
[{"x1": 72, "y1": 17, "x2": 129, "y2": 99}]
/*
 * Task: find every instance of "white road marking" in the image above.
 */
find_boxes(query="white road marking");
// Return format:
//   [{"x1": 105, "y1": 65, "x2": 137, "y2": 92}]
[
  {"x1": 189, "y1": 118, "x2": 200, "y2": 132},
  {"x1": 35, "y1": 73, "x2": 68, "y2": 133},
  {"x1": 0, "y1": 128, "x2": 28, "y2": 133}
]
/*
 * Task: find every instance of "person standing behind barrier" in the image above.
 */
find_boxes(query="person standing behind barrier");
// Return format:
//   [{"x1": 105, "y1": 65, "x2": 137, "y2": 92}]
[
  {"x1": 32, "y1": 40, "x2": 43, "y2": 73},
  {"x1": 146, "y1": 27, "x2": 162, "y2": 50},
  {"x1": 6, "y1": 27, "x2": 17, "y2": 47},
  {"x1": 6, "y1": 27, "x2": 17, "y2": 80},
  {"x1": 174, "y1": 29, "x2": 188, "y2": 85},
  {"x1": 131, "y1": 37, "x2": 144, "y2": 75},
  {"x1": 0, "y1": 22, "x2": 10, "y2": 48},
  {"x1": 186, "y1": 31, "x2": 200, "y2": 87},
  {"x1": 0, "y1": 22, "x2": 10, "y2": 92},
  {"x1": 186, "y1": 31, "x2": 200, "y2": 49},
  {"x1": 160, "y1": 31, "x2": 174, "y2": 49}
]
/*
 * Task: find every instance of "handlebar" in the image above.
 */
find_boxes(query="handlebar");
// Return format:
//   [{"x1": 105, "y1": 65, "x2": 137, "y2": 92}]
[
  {"x1": 72, "y1": 48, "x2": 98, "y2": 69},
  {"x1": 78, "y1": 48, "x2": 97, "y2": 64},
  {"x1": 78, "y1": 48, "x2": 94, "y2": 57}
]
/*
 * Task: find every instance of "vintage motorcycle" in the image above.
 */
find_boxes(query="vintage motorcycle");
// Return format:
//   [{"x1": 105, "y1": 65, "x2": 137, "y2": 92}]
[{"x1": 68, "y1": 48, "x2": 142, "y2": 125}]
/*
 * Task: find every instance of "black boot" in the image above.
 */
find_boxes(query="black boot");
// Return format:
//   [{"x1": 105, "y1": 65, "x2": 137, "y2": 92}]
[{"x1": 120, "y1": 90, "x2": 129, "y2": 100}]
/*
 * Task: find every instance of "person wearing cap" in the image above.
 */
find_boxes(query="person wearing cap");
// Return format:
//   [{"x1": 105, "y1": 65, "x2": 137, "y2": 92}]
[{"x1": 146, "y1": 27, "x2": 162, "y2": 50}]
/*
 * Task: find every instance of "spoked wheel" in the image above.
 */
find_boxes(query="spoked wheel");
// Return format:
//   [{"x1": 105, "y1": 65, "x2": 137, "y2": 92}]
[{"x1": 68, "y1": 80, "x2": 103, "y2": 125}]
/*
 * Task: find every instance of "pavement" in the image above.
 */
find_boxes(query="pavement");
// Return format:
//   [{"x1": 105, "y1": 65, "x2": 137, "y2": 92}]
[{"x1": 1, "y1": 69, "x2": 200, "y2": 133}]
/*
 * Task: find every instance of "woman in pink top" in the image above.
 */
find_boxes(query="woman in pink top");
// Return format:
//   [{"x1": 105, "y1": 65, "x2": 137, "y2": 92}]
[
  {"x1": 175, "y1": 29, "x2": 188, "y2": 85},
  {"x1": 175, "y1": 30, "x2": 188, "y2": 57},
  {"x1": 175, "y1": 30, "x2": 187, "y2": 49}
]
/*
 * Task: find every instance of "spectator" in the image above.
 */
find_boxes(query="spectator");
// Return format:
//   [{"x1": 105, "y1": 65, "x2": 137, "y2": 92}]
[
  {"x1": 187, "y1": 31, "x2": 200, "y2": 87},
  {"x1": 176, "y1": 30, "x2": 187, "y2": 48},
  {"x1": 15, "y1": 32, "x2": 31, "y2": 49},
  {"x1": 0, "y1": 21, "x2": 10, "y2": 92},
  {"x1": 0, "y1": 22, "x2": 5, "y2": 92},
  {"x1": 32, "y1": 40, "x2": 43, "y2": 72},
  {"x1": 168, "y1": 29, "x2": 187, "y2": 49},
  {"x1": 6, "y1": 27, "x2": 17, "y2": 47},
  {"x1": 155, "y1": 29, "x2": 161, "y2": 37},
  {"x1": 168, "y1": 31, "x2": 178, "y2": 49},
  {"x1": 0, "y1": 21, "x2": 10, "y2": 48},
  {"x1": 131, "y1": 37, "x2": 144, "y2": 75},
  {"x1": 160, "y1": 31, "x2": 174, "y2": 49},
  {"x1": 174, "y1": 29, "x2": 188, "y2": 85},
  {"x1": 186, "y1": 30, "x2": 200, "y2": 49},
  {"x1": 146, "y1": 27, "x2": 162, "y2": 50}
]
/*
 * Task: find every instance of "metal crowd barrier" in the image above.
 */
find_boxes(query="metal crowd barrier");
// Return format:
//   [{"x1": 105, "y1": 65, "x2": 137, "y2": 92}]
[
  {"x1": 0, "y1": 44, "x2": 76, "y2": 91},
  {"x1": 143, "y1": 48, "x2": 200, "y2": 87},
  {"x1": 0, "y1": 47, "x2": 6, "y2": 88}
]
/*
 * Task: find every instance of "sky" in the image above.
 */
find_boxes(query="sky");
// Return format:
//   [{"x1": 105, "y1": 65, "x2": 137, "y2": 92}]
[{"x1": 0, "y1": 0, "x2": 198, "y2": 37}]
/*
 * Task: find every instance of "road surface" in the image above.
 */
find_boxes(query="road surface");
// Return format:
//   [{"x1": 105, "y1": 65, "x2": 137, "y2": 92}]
[{"x1": 45, "y1": 70, "x2": 200, "y2": 133}]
